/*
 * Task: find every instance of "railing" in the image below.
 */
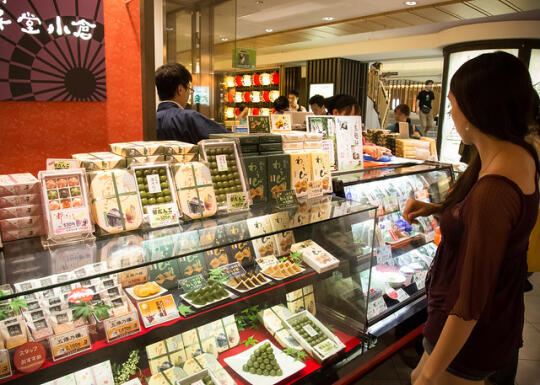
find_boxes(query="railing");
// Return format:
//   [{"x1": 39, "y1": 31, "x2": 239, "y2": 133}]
[{"x1": 368, "y1": 68, "x2": 390, "y2": 128}]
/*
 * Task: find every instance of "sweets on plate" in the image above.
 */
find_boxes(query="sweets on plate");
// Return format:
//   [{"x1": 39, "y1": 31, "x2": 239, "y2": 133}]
[
  {"x1": 183, "y1": 283, "x2": 230, "y2": 307},
  {"x1": 242, "y1": 342, "x2": 283, "y2": 377},
  {"x1": 226, "y1": 272, "x2": 269, "y2": 291},
  {"x1": 173, "y1": 162, "x2": 217, "y2": 220},
  {"x1": 132, "y1": 282, "x2": 161, "y2": 298},
  {"x1": 262, "y1": 261, "x2": 302, "y2": 279}
]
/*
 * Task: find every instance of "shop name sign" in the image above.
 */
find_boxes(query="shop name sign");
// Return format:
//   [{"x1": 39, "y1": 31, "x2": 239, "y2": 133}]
[{"x1": 0, "y1": 0, "x2": 106, "y2": 101}]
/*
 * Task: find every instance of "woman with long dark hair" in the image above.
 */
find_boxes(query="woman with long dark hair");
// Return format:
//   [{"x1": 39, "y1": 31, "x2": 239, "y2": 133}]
[{"x1": 404, "y1": 51, "x2": 539, "y2": 385}]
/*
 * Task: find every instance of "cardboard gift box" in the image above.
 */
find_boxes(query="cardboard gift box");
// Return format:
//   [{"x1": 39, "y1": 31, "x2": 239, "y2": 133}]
[
  {"x1": 267, "y1": 154, "x2": 291, "y2": 200},
  {"x1": 0, "y1": 204, "x2": 42, "y2": 220},
  {"x1": 289, "y1": 152, "x2": 311, "y2": 198},
  {"x1": 110, "y1": 141, "x2": 164, "y2": 157},
  {"x1": 0, "y1": 173, "x2": 40, "y2": 197},
  {"x1": 0, "y1": 215, "x2": 42, "y2": 231},
  {"x1": 126, "y1": 155, "x2": 166, "y2": 167},
  {"x1": 72, "y1": 152, "x2": 127, "y2": 171},
  {"x1": 0, "y1": 194, "x2": 41, "y2": 208},
  {"x1": 159, "y1": 141, "x2": 198, "y2": 155},
  {"x1": 166, "y1": 154, "x2": 198, "y2": 163},
  {"x1": 286, "y1": 284, "x2": 316, "y2": 315},
  {"x1": 258, "y1": 304, "x2": 303, "y2": 351},
  {"x1": 173, "y1": 162, "x2": 217, "y2": 220},
  {"x1": 146, "y1": 334, "x2": 188, "y2": 375},
  {"x1": 242, "y1": 155, "x2": 268, "y2": 204}
]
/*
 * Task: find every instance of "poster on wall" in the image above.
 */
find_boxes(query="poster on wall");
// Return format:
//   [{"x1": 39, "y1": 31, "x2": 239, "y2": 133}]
[
  {"x1": 232, "y1": 47, "x2": 256, "y2": 70},
  {"x1": 0, "y1": 0, "x2": 106, "y2": 101}
]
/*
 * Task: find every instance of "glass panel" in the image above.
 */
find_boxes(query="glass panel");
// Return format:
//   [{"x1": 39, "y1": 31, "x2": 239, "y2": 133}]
[{"x1": 530, "y1": 49, "x2": 540, "y2": 96}]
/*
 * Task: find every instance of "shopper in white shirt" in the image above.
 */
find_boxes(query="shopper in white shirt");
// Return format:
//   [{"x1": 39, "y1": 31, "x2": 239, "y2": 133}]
[{"x1": 288, "y1": 90, "x2": 307, "y2": 112}]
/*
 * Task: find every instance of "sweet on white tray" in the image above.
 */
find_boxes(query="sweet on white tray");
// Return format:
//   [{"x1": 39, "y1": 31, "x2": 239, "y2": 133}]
[
  {"x1": 125, "y1": 283, "x2": 168, "y2": 301},
  {"x1": 224, "y1": 340, "x2": 305, "y2": 385}
]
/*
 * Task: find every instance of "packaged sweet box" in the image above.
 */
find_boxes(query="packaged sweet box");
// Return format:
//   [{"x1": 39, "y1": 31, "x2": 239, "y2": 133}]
[
  {"x1": 258, "y1": 304, "x2": 303, "y2": 351},
  {"x1": 72, "y1": 152, "x2": 127, "y2": 171},
  {"x1": 242, "y1": 155, "x2": 268, "y2": 204},
  {"x1": 0, "y1": 215, "x2": 42, "y2": 231},
  {"x1": 173, "y1": 162, "x2": 217, "y2": 220},
  {"x1": 0, "y1": 204, "x2": 42, "y2": 220},
  {"x1": 126, "y1": 155, "x2": 166, "y2": 167},
  {"x1": 0, "y1": 193, "x2": 41, "y2": 208},
  {"x1": 291, "y1": 239, "x2": 340, "y2": 273},
  {"x1": 110, "y1": 141, "x2": 164, "y2": 157},
  {"x1": 267, "y1": 153, "x2": 291, "y2": 200},
  {"x1": 159, "y1": 141, "x2": 198, "y2": 155},
  {"x1": 0, "y1": 173, "x2": 40, "y2": 197}
]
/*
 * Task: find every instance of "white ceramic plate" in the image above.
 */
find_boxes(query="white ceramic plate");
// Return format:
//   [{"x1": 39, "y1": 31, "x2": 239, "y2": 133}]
[
  {"x1": 125, "y1": 284, "x2": 168, "y2": 301},
  {"x1": 181, "y1": 288, "x2": 233, "y2": 309},
  {"x1": 224, "y1": 340, "x2": 305, "y2": 385}
]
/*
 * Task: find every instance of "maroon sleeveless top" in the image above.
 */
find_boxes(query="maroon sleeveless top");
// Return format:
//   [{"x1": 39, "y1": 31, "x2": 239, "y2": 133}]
[{"x1": 424, "y1": 175, "x2": 539, "y2": 373}]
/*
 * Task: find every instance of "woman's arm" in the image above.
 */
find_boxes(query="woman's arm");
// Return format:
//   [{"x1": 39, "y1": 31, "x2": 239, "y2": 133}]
[{"x1": 414, "y1": 316, "x2": 477, "y2": 384}]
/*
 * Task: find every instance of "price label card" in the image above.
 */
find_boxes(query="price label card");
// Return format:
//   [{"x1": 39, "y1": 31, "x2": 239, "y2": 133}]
[
  {"x1": 367, "y1": 297, "x2": 387, "y2": 320},
  {"x1": 256, "y1": 255, "x2": 279, "y2": 270},
  {"x1": 413, "y1": 270, "x2": 428, "y2": 290},
  {"x1": 46, "y1": 158, "x2": 78, "y2": 170},
  {"x1": 49, "y1": 326, "x2": 91, "y2": 362},
  {"x1": 375, "y1": 245, "x2": 393, "y2": 266},
  {"x1": 424, "y1": 231, "x2": 435, "y2": 243},
  {"x1": 382, "y1": 196, "x2": 399, "y2": 212},
  {"x1": 227, "y1": 192, "x2": 249, "y2": 212},
  {"x1": 274, "y1": 189, "x2": 298, "y2": 209},
  {"x1": 396, "y1": 288, "x2": 410, "y2": 303},
  {"x1": 314, "y1": 338, "x2": 336, "y2": 357},
  {"x1": 303, "y1": 324, "x2": 318, "y2": 337},
  {"x1": 136, "y1": 294, "x2": 179, "y2": 328},
  {"x1": 148, "y1": 203, "x2": 179, "y2": 228},
  {"x1": 216, "y1": 154, "x2": 228, "y2": 171},
  {"x1": 146, "y1": 174, "x2": 162, "y2": 194},
  {"x1": 179, "y1": 274, "x2": 206, "y2": 293},
  {"x1": 103, "y1": 311, "x2": 141, "y2": 343},
  {"x1": 220, "y1": 262, "x2": 246, "y2": 278},
  {"x1": 307, "y1": 180, "x2": 323, "y2": 199},
  {"x1": 0, "y1": 350, "x2": 11, "y2": 379}
]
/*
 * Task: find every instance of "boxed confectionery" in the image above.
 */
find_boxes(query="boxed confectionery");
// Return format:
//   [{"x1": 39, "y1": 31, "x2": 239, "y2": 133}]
[
  {"x1": 247, "y1": 215, "x2": 278, "y2": 259},
  {"x1": 0, "y1": 173, "x2": 40, "y2": 197},
  {"x1": 110, "y1": 141, "x2": 164, "y2": 157},
  {"x1": 242, "y1": 155, "x2": 268, "y2": 204},
  {"x1": 72, "y1": 152, "x2": 127, "y2": 171},
  {"x1": 0, "y1": 193, "x2": 41, "y2": 208},
  {"x1": 310, "y1": 151, "x2": 333, "y2": 194},
  {"x1": 173, "y1": 162, "x2": 217, "y2": 220},
  {"x1": 289, "y1": 152, "x2": 311, "y2": 198},
  {"x1": 286, "y1": 284, "x2": 317, "y2": 314},
  {"x1": 259, "y1": 142, "x2": 283, "y2": 153},
  {"x1": 0, "y1": 215, "x2": 43, "y2": 232},
  {"x1": 41, "y1": 360, "x2": 115, "y2": 385},
  {"x1": 258, "y1": 304, "x2": 303, "y2": 351},
  {"x1": 126, "y1": 155, "x2": 166, "y2": 166},
  {"x1": 267, "y1": 153, "x2": 291, "y2": 200},
  {"x1": 269, "y1": 211, "x2": 295, "y2": 256},
  {"x1": 159, "y1": 141, "x2": 198, "y2": 155},
  {"x1": 165, "y1": 153, "x2": 199, "y2": 163},
  {"x1": 0, "y1": 204, "x2": 42, "y2": 220},
  {"x1": 87, "y1": 169, "x2": 144, "y2": 235},
  {"x1": 291, "y1": 240, "x2": 340, "y2": 273}
]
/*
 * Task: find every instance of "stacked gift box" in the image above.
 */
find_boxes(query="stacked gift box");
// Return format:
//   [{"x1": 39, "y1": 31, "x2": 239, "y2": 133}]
[{"x1": 209, "y1": 133, "x2": 283, "y2": 155}]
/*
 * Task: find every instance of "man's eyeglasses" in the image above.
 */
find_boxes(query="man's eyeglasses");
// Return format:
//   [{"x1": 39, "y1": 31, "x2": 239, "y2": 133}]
[{"x1": 186, "y1": 85, "x2": 195, "y2": 94}]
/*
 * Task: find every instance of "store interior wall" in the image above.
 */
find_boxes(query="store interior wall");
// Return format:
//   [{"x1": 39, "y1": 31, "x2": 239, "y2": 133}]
[{"x1": 0, "y1": 0, "x2": 143, "y2": 176}]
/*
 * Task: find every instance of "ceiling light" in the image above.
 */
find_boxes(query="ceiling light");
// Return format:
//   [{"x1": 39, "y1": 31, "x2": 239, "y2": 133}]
[
  {"x1": 220, "y1": 37, "x2": 229, "y2": 41},
  {"x1": 322, "y1": 17, "x2": 334, "y2": 21},
  {"x1": 256, "y1": 1, "x2": 264, "y2": 4},
  {"x1": 265, "y1": 28, "x2": 273, "y2": 32},
  {"x1": 404, "y1": 1, "x2": 417, "y2": 5}
]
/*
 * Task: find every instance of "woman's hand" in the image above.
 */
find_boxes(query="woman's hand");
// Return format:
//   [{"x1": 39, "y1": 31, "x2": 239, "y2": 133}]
[
  {"x1": 364, "y1": 146, "x2": 384, "y2": 160},
  {"x1": 402, "y1": 199, "x2": 441, "y2": 224}
]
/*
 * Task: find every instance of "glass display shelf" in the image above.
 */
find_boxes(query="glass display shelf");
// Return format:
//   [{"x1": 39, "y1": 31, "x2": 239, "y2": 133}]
[{"x1": 0, "y1": 196, "x2": 370, "y2": 301}]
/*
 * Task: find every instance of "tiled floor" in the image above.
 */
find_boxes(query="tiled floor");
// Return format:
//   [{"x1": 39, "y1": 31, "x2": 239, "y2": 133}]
[{"x1": 353, "y1": 273, "x2": 540, "y2": 385}]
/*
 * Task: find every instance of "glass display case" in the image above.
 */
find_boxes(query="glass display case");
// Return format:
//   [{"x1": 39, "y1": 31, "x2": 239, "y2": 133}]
[
  {"x1": 0, "y1": 195, "x2": 380, "y2": 385},
  {"x1": 332, "y1": 162, "x2": 454, "y2": 336}
]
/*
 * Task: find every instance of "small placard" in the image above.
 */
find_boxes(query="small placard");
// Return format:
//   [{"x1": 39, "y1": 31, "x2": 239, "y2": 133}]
[
  {"x1": 413, "y1": 270, "x2": 428, "y2": 290},
  {"x1": 248, "y1": 115, "x2": 271, "y2": 134},
  {"x1": 13, "y1": 342, "x2": 45, "y2": 374},
  {"x1": 367, "y1": 297, "x2": 387, "y2": 320},
  {"x1": 220, "y1": 262, "x2": 246, "y2": 278},
  {"x1": 255, "y1": 255, "x2": 279, "y2": 270},
  {"x1": 49, "y1": 326, "x2": 91, "y2": 362},
  {"x1": 227, "y1": 192, "x2": 249, "y2": 212},
  {"x1": 274, "y1": 189, "x2": 298, "y2": 209},
  {"x1": 303, "y1": 324, "x2": 318, "y2": 337},
  {"x1": 308, "y1": 180, "x2": 323, "y2": 199},
  {"x1": 216, "y1": 154, "x2": 229, "y2": 171},
  {"x1": 146, "y1": 174, "x2": 162, "y2": 194},
  {"x1": 396, "y1": 288, "x2": 410, "y2": 302},
  {"x1": 0, "y1": 350, "x2": 11, "y2": 379},
  {"x1": 148, "y1": 203, "x2": 179, "y2": 228},
  {"x1": 424, "y1": 231, "x2": 435, "y2": 243},
  {"x1": 179, "y1": 274, "x2": 207, "y2": 293},
  {"x1": 375, "y1": 246, "x2": 393, "y2": 266},
  {"x1": 103, "y1": 311, "x2": 141, "y2": 343},
  {"x1": 46, "y1": 158, "x2": 78, "y2": 170},
  {"x1": 313, "y1": 338, "x2": 335, "y2": 357},
  {"x1": 382, "y1": 196, "x2": 399, "y2": 213},
  {"x1": 136, "y1": 294, "x2": 179, "y2": 328}
]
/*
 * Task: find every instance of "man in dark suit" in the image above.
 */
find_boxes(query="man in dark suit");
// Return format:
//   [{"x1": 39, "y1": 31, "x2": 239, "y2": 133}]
[{"x1": 155, "y1": 63, "x2": 227, "y2": 143}]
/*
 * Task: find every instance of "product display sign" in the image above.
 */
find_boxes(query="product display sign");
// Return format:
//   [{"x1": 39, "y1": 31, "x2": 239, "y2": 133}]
[
  {"x1": 232, "y1": 47, "x2": 256, "y2": 69},
  {"x1": 0, "y1": 0, "x2": 106, "y2": 101},
  {"x1": 179, "y1": 274, "x2": 207, "y2": 293},
  {"x1": 13, "y1": 342, "x2": 45, "y2": 373},
  {"x1": 0, "y1": 349, "x2": 10, "y2": 380},
  {"x1": 413, "y1": 270, "x2": 428, "y2": 290},
  {"x1": 248, "y1": 116, "x2": 271, "y2": 134},
  {"x1": 227, "y1": 192, "x2": 249, "y2": 212},
  {"x1": 137, "y1": 294, "x2": 179, "y2": 328},
  {"x1": 49, "y1": 326, "x2": 91, "y2": 362},
  {"x1": 274, "y1": 189, "x2": 298, "y2": 209},
  {"x1": 149, "y1": 203, "x2": 180, "y2": 228},
  {"x1": 46, "y1": 159, "x2": 79, "y2": 170},
  {"x1": 367, "y1": 297, "x2": 387, "y2": 320},
  {"x1": 103, "y1": 311, "x2": 141, "y2": 343},
  {"x1": 220, "y1": 262, "x2": 246, "y2": 279}
]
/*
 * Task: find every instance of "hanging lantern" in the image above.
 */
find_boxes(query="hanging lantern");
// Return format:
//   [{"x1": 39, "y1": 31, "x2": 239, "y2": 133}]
[
  {"x1": 251, "y1": 91, "x2": 261, "y2": 103},
  {"x1": 234, "y1": 92, "x2": 243, "y2": 103},
  {"x1": 271, "y1": 72, "x2": 280, "y2": 85},
  {"x1": 244, "y1": 92, "x2": 251, "y2": 102},
  {"x1": 260, "y1": 73, "x2": 271, "y2": 86},
  {"x1": 225, "y1": 76, "x2": 235, "y2": 88},
  {"x1": 227, "y1": 90, "x2": 234, "y2": 103},
  {"x1": 235, "y1": 76, "x2": 242, "y2": 87},
  {"x1": 242, "y1": 74, "x2": 252, "y2": 87},
  {"x1": 262, "y1": 91, "x2": 270, "y2": 102},
  {"x1": 235, "y1": 108, "x2": 240, "y2": 116},
  {"x1": 225, "y1": 107, "x2": 235, "y2": 119},
  {"x1": 253, "y1": 73, "x2": 261, "y2": 86},
  {"x1": 252, "y1": 108, "x2": 260, "y2": 116},
  {"x1": 269, "y1": 90, "x2": 280, "y2": 102}
]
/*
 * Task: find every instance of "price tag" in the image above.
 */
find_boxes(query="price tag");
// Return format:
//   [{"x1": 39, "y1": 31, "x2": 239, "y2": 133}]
[
  {"x1": 146, "y1": 174, "x2": 162, "y2": 194},
  {"x1": 220, "y1": 262, "x2": 246, "y2": 278},
  {"x1": 396, "y1": 288, "x2": 410, "y2": 302},
  {"x1": 274, "y1": 189, "x2": 298, "y2": 209},
  {"x1": 179, "y1": 274, "x2": 206, "y2": 293},
  {"x1": 136, "y1": 294, "x2": 179, "y2": 328},
  {"x1": 46, "y1": 158, "x2": 78, "y2": 170},
  {"x1": 413, "y1": 270, "x2": 428, "y2": 290},
  {"x1": 307, "y1": 180, "x2": 323, "y2": 199},
  {"x1": 148, "y1": 203, "x2": 179, "y2": 228},
  {"x1": 424, "y1": 231, "x2": 435, "y2": 243},
  {"x1": 367, "y1": 297, "x2": 387, "y2": 320},
  {"x1": 375, "y1": 245, "x2": 393, "y2": 266},
  {"x1": 256, "y1": 255, "x2": 279, "y2": 270},
  {"x1": 0, "y1": 350, "x2": 11, "y2": 379},
  {"x1": 103, "y1": 311, "x2": 141, "y2": 343},
  {"x1": 227, "y1": 192, "x2": 249, "y2": 212},
  {"x1": 216, "y1": 154, "x2": 228, "y2": 171},
  {"x1": 49, "y1": 326, "x2": 91, "y2": 362},
  {"x1": 303, "y1": 324, "x2": 318, "y2": 337},
  {"x1": 313, "y1": 338, "x2": 336, "y2": 357}
]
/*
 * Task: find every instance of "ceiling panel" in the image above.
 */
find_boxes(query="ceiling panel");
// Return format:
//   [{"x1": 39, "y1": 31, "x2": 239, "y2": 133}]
[
  {"x1": 368, "y1": 15, "x2": 414, "y2": 29},
  {"x1": 505, "y1": 0, "x2": 540, "y2": 11},
  {"x1": 348, "y1": 19, "x2": 387, "y2": 32},
  {"x1": 467, "y1": 0, "x2": 519, "y2": 15},
  {"x1": 409, "y1": 7, "x2": 462, "y2": 22},
  {"x1": 387, "y1": 11, "x2": 435, "y2": 25},
  {"x1": 436, "y1": 3, "x2": 491, "y2": 18}
]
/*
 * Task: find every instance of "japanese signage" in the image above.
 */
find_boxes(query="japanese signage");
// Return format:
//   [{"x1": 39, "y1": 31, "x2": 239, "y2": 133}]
[
  {"x1": 178, "y1": 274, "x2": 206, "y2": 293},
  {"x1": 0, "y1": 0, "x2": 106, "y2": 101},
  {"x1": 149, "y1": 203, "x2": 180, "y2": 228},
  {"x1": 46, "y1": 158, "x2": 78, "y2": 170},
  {"x1": 255, "y1": 255, "x2": 279, "y2": 271},
  {"x1": 232, "y1": 47, "x2": 256, "y2": 69},
  {"x1": 367, "y1": 297, "x2": 387, "y2": 320},
  {"x1": 220, "y1": 262, "x2": 246, "y2": 279},
  {"x1": 274, "y1": 189, "x2": 298, "y2": 209},
  {"x1": 13, "y1": 342, "x2": 45, "y2": 373},
  {"x1": 413, "y1": 270, "x2": 428, "y2": 290},
  {"x1": 49, "y1": 326, "x2": 91, "y2": 361},
  {"x1": 0, "y1": 350, "x2": 11, "y2": 379},
  {"x1": 103, "y1": 311, "x2": 141, "y2": 343},
  {"x1": 226, "y1": 192, "x2": 249, "y2": 212},
  {"x1": 136, "y1": 294, "x2": 179, "y2": 328}
]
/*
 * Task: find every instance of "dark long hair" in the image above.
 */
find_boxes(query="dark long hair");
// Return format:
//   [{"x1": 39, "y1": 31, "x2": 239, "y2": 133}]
[
  {"x1": 442, "y1": 51, "x2": 540, "y2": 209},
  {"x1": 324, "y1": 94, "x2": 361, "y2": 115}
]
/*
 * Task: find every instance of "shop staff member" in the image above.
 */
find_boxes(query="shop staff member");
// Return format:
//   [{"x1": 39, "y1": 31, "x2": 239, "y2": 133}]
[
  {"x1": 416, "y1": 80, "x2": 435, "y2": 133},
  {"x1": 309, "y1": 94, "x2": 327, "y2": 115},
  {"x1": 288, "y1": 90, "x2": 307, "y2": 112},
  {"x1": 386, "y1": 104, "x2": 423, "y2": 137},
  {"x1": 155, "y1": 63, "x2": 227, "y2": 144},
  {"x1": 273, "y1": 96, "x2": 290, "y2": 113}
]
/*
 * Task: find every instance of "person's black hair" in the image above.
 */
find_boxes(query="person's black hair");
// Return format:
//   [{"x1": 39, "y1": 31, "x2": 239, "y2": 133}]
[
  {"x1": 425, "y1": 80, "x2": 434, "y2": 85},
  {"x1": 238, "y1": 103, "x2": 247, "y2": 110},
  {"x1": 309, "y1": 94, "x2": 325, "y2": 107},
  {"x1": 324, "y1": 94, "x2": 360, "y2": 115},
  {"x1": 394, "y1": 104, "x2": 410, "y2": 116},
  {"x1": 155, "y1": 63, "x2": 192, "y2": 101},
  {"x1": 273, "y1": 96, "x2": 289, "y2": 112},
  {"x1": 288, "y1": 90, "x2": 299, "y2": 97},
  {"x1": 442, "y1": 51, "x2": 540, "y2": 209}
]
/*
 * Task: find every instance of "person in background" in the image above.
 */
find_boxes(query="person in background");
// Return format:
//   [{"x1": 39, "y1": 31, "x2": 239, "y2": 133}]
[
  {"x1": 325, "y1": 94, "x2": 391, "y2": 160},
  {"x1": 238, "y1": 103, "x2": 249, "y2": 124},
  {"x1": 288, "y1": 90, "x2": 307, "y2": 112},
  {"x1": 273, "y1": 96, "x2": 290, "y2": 113},
  {"x1": 155, "y1": 63, "x2": 227, "y2": 144},
  {"x1": 404, "y1": 52, "x2": 539, "y2": 385},
  {"x1": 309, "y1": 94, "x2": 327, "y2": 115},
  {"x1": 417, "y1": 80, "x2": 435, "y2": 133},
  {"x1": 386, "y1": 104, "x2": 423, "y2": 137}
]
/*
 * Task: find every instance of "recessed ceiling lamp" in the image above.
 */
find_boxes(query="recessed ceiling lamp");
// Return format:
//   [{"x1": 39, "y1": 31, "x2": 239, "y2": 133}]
[
  {"x1": 322, "y1": 17, "x2": 335, "y2": 21},
  {"x1": 404, "y1": 1, "x2": 417, "y2": 5},
  {"x1": 265, "y1": 28, "x2": 273, "y2": 32},
  {"x1": 256, "y1": 1, "x2": 264, "y2": 4},
  {"x1": 220, "y1": 37, "x2": 229, "y2": 41}
]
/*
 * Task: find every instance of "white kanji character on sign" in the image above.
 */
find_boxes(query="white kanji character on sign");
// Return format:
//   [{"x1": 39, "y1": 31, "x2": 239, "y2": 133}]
[
  {"x1": 17, "y1": 12, "x2": 41, "y2": 34},
  {"x1": 0, "y1": 9, "x2": 11, "y2": 31},
  {"x1": 71, "y1": 19, "x2": 95, "y2": 40},
  {"x1": 47, "y1": 16, "x2": 71, "y2": 36}
]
